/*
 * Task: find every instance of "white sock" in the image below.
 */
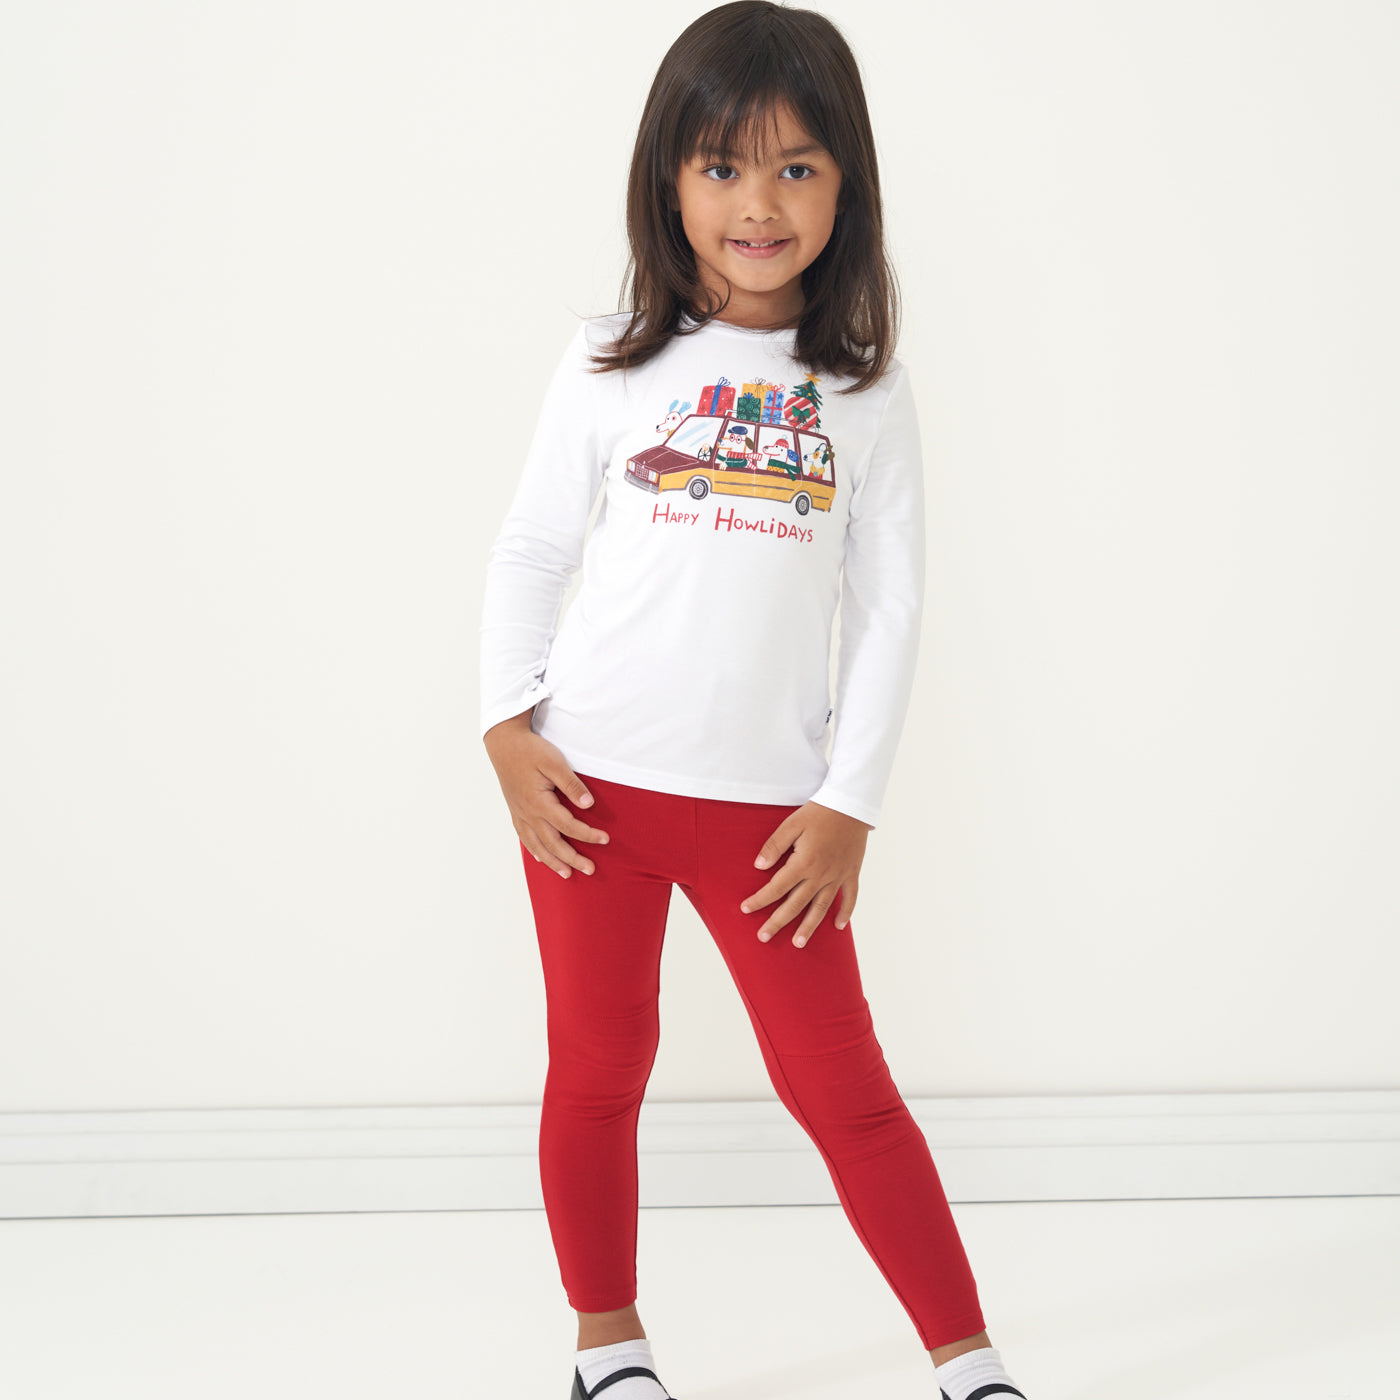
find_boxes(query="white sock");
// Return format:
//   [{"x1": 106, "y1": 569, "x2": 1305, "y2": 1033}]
[
  {"x1": 574, "y1": 1336, "x2": 671, "y2": 1400},
  {"x1": 933, "y1": 1344, "x2": 1027, "y2": 1400}
]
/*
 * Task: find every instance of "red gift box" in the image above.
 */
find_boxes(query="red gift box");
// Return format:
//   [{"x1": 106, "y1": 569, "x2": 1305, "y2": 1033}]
[{"x1": 699, "y1": 378, "x2": 735, "y2": 416}]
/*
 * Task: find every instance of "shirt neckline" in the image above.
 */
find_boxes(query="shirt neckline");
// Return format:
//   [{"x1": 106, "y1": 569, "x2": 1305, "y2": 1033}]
[{"x1": 679, "y1": 312, "x2": 799, "y2": 340}]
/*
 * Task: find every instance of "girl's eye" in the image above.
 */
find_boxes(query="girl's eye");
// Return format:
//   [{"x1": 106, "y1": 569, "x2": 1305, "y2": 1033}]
[{"x1": 699, "y1": 164, "x2": 817, "y2": 182}]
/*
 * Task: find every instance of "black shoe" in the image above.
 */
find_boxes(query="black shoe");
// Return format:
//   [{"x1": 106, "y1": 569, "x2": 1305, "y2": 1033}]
[{"x1": 571, "y1": 1363, "x2": 675, "y2": 1399}]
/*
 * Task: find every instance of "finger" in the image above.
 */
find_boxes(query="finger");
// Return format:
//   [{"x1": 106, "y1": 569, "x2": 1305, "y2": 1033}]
[
  {"x1": 834, "y1": 880, "x2": 858, "y2": 930},
  {"x1": 790, "y1": 896, "x2": 835, "y2": 948},
  {"x1": 739, "y1": 868, "x2": 801, "y2": 916},
  {"x1": 751, "y1": 820, "x2": 794, "y2": 870},
  {"x1": 755, "y1": 885, "x2": 815, "y2": 942},
  {"x1": 518, "y1": 830, "x2": 570, "y2": 878},
  {"x1": 532, "y1": 823, "x2": 597, "y2": 878},
  {"x1": 548, "y1": 767, "x2": 597, "y2": 812},
  {"x1": 538, "y1": 792, "x2": 610, "y2": 846}
]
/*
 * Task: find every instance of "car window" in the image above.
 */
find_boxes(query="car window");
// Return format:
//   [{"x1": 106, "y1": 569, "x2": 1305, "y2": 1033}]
[
  {"x1": 714, "y1": 420, "x2": 758, "y2": 466},
  {"x1": 797, "y1": 432, "x2": 835, "y2": 483},
  {"x1": 756, "y1": 426, "x2": 800, "y2": 474},
  {"x1": 668, "y1": 416, "x2": 725, "y2": 459}
]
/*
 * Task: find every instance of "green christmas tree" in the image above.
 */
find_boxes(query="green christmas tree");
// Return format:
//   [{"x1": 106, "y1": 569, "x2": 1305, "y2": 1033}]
[{"x1": 788, "y1": 374, "x2": 823, "y2": 430}]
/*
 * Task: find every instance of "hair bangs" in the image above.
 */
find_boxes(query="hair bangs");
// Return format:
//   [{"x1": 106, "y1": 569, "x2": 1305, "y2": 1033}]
[{"x1": 679, "y1": 62, "x2": 827, "y2": 172}]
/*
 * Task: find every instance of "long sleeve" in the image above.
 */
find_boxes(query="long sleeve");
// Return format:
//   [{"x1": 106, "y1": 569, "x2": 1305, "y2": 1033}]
[
  {"x1": 807, "y1": 363, "x2": 926, "y2": 828},
  {"x1": 478, "y1": 320, "x2": 604, "y2": 740}
]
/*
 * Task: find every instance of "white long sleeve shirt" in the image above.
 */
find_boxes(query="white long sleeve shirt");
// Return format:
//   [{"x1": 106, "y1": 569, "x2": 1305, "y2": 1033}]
[{"x1": 478, "y1": 311, "x2": 925, "y2": 829}]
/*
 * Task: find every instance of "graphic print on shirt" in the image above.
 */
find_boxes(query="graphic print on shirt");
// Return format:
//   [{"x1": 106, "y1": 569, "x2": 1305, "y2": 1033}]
[
  {"x1": 624, "y1": 372, "x2": 836, "y2": 541},
  {"x1": 655, "y1": 396, "x2": 695, "y2": 435}
]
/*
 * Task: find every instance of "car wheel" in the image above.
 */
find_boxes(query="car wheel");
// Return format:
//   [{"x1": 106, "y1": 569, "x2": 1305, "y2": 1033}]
[
  {"x1": 688, "y1": 476, "x2": 710, "y2": 500},
  {"x1": 794, "y1": 493, "x2": 811, "y2": 515}
]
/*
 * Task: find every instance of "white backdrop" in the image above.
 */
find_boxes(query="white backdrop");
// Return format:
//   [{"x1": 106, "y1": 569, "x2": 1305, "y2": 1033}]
[{"x1": 2, "y1": 1, "x2": 1396, "y2": 1118}]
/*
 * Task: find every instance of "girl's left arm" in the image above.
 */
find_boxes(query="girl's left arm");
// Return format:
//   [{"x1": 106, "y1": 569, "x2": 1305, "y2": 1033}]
[
  {"x1": 806, "y1": 361, "x2": 926, "y2": 831},
  {"x1": 740, "y1": 364, "x2": 926, "y2": 946}
]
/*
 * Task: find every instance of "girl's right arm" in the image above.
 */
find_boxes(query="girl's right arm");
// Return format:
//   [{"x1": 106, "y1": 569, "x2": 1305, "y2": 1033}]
[{"x1": 479, "y1": 320, "x2": 609, "y2": 877}]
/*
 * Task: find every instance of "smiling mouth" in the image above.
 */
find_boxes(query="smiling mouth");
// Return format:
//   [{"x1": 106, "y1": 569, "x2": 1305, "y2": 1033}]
[{"x1": 727, "y1": 237, "x2": 792, "y2": 260}]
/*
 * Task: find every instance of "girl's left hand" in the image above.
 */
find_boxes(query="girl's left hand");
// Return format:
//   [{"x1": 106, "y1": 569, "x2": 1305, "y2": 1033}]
[{"x1": 740, "y1": 801, "x2": 873, "y2": 948}]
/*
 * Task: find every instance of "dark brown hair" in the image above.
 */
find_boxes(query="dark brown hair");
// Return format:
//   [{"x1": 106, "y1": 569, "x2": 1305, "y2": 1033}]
[{"x1": 586, "y1": 0, "x2": 900, "y2": 396}]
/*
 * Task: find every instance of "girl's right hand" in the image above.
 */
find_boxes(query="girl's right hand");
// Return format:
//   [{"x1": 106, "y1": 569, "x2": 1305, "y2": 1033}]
[{"x1": 482, "y1": 711, "x2": 609, "y2": 878}]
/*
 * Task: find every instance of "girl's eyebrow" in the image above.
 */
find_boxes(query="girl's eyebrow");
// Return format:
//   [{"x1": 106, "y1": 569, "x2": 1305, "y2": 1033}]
[{"x1": 696, "y1": 142, "x2": 827, "y2": 162}]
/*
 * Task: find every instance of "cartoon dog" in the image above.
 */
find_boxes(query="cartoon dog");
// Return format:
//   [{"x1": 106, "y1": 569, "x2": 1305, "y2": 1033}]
[{"x1": 656, "y1": 398, "x2": 694, "y2": 436}]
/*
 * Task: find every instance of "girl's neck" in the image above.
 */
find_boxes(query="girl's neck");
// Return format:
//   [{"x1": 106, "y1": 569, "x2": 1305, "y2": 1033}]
[{"x1": 685, "y1": 294, "x2": 803, "y2": 334}]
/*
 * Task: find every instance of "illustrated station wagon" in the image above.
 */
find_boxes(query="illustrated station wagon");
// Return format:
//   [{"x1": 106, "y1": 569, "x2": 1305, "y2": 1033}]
[{"x1": 626, "y1": 412, "x2": 837, "y2": 515}]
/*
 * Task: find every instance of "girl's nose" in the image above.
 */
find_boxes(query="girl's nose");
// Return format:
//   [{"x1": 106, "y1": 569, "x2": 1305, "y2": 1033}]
[{"x1": 736, "y1": 190, "x2": 785, "y2": 224}]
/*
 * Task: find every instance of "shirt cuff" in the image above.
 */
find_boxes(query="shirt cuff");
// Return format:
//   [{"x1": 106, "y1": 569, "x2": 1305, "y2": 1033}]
[
  {"x1": 479, "y1": 682, "x2": 551, "y2": 741},
  {"x1": 805, "y1": 781, "x2": 880, "y2": 829}
]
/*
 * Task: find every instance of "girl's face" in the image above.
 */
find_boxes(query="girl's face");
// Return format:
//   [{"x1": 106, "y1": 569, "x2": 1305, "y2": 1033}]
[{"x1": 674, "y1": 101, "x2": 842, "y2": 329}]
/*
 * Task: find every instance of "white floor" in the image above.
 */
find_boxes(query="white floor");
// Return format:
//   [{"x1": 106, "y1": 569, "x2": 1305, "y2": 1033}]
[{"x1": 1, "y1": 1196, "x2": 1395, "y2": 1398}]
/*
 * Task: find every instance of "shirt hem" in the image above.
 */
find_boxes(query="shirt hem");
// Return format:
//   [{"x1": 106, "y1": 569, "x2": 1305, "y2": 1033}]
[{"x1": 554, "y1": 744, "x2": 823, "y2": 808}]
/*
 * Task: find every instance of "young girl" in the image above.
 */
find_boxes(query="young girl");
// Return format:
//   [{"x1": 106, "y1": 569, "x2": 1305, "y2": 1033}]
[{"x1": 480, "y1": 5, "x2": 1030, "y2": 1398}]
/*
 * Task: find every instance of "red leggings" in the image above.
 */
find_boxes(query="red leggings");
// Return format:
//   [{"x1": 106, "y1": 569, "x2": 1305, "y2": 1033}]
[{"x1": 520, "y1": 772, "x2": 986, "y2": 1350}]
